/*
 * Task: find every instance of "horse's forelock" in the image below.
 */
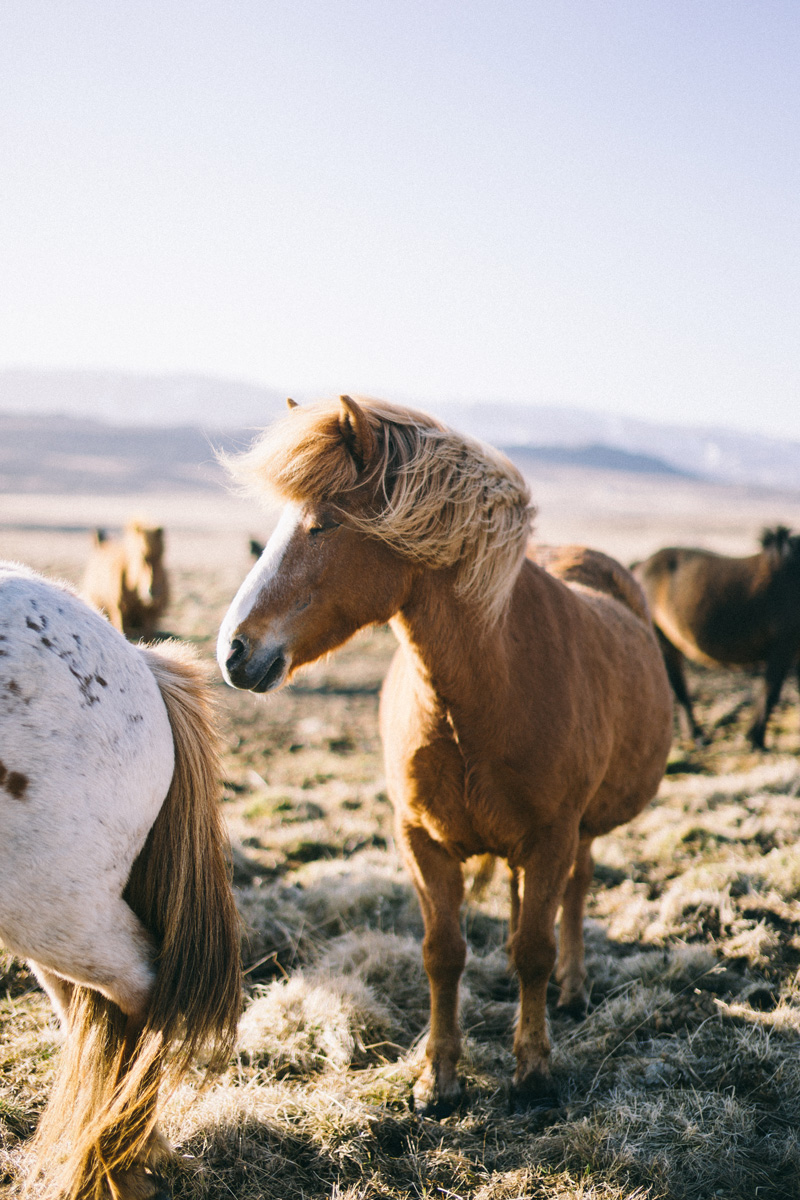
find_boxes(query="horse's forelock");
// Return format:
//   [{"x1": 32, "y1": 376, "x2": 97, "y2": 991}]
[
  {"x1": 228, "y1": 397, "x2": 534, "y2": 625},
  {"x1": 227, "y1": 402, "x2": 361, "y2": 504}
]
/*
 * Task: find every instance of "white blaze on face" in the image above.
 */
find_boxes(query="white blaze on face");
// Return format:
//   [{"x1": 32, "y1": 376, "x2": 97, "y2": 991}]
[{"x1": 216, "y1": 503, "x2": 302, "y2": 674}]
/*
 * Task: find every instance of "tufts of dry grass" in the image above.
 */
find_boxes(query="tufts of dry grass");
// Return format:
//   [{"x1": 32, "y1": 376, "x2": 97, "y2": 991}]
[{"x1": 4, "y1": 538, "x2": 800, "y2": 1198}]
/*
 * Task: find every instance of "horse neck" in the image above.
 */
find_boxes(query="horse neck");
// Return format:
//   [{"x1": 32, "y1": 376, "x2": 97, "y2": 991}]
[{"x1": 390, "y1": 568, "x2": 514, "y2": 730}]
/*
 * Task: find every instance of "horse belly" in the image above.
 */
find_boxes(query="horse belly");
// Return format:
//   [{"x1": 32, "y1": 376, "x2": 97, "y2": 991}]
[
  {"x1": 0, "y1": 568, "x2": 174, "y2": 961},
  {"x1": 580, "y1": 670, "x2": 672, "y2": 837}
]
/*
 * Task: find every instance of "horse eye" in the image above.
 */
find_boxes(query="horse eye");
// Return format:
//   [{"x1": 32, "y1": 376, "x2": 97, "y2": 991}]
[{"x1": 308, "y1": 518, "x2": 340, "y2": 536}]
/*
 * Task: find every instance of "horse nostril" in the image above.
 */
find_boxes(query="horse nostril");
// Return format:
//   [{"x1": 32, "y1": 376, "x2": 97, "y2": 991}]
[{"x1": 226, "y1": 637, "x2": 248, "y2": 672}]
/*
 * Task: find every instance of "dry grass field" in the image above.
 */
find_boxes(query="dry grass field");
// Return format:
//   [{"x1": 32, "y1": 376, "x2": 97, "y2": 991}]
[{"x1": 2, "y1": 467, "x2": 800, "y2": 1200}]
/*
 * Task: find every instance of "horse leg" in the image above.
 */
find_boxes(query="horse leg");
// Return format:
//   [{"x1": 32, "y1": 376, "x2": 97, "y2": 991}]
[
  {"x1": 27, "y1": 962, "x2": 76, "y2": 1026},
  {"x1": 554, "y1": 835, "x2": 594, "y2": 1018},
  {"x1": 748, "y1": 646, "x2": 795, "y2": 749},
  {"x1": 398, "y1": 821, "x2": 466, "y2": 1116},
  {"x1": 510, "y1": 832, "x2": 578, "y2": 1107},
  {"x1": 30, "y1": 898, "x2": 171, "y2": 1199},
  {"x1": 508, "y1": 867, "x2": 521, "y2": 941},
  {"x1": 657, "y1": 629, "x2": 705, "y2": 743}
]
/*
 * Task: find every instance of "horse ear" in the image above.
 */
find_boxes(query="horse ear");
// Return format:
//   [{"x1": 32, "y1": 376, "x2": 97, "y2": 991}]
[
  {"x1": 338, "y1": 395, "x2": 376, "y2": 471},
  {"x1": 286, "y1": 397, "x2": 298, "y2": 410}
]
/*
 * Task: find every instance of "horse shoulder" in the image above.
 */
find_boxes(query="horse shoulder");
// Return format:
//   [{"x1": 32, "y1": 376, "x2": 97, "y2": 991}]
[{"x1": 380, "y1": 644, "x2": 477, "y2": 854}]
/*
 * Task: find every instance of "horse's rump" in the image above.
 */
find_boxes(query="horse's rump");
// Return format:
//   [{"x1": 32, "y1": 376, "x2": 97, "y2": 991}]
[
  {"x1": 532, "y1": 543, "x2": 652, "y2": 625},
  {"x1": 0, "y1": 572, "x2": 242, "y2": 1200}
]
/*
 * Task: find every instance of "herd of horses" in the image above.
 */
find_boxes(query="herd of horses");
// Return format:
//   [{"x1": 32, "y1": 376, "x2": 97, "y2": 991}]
[{"x1": 1, "y1": 395, "x2": 798, "y2": 1197}]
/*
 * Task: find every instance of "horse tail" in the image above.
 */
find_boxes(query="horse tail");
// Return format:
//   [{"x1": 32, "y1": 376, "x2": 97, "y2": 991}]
[
  {"x1": 127, "y1": 640, "x2": 242, "y2": 1074},
  {"x1": 28, "y1": 642, "x2": 242, "y2": 1200}
]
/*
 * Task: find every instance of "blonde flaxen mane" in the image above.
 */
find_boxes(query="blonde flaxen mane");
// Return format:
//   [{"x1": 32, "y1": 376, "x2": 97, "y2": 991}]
[{"x1": 227, "y1": 396, "x2": 536, "y2": 626}]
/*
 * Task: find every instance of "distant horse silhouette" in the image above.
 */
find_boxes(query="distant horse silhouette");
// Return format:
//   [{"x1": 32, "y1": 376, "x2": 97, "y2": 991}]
[
  {"x1": 217, "y1": 395, "x2": 672, "y2": 1112},
  {"x1": 82, "y1": 522, "x2": 169, "y2": 639},
  {"x1": 0, "y1": 564, "x2": 241, "y2": 1200},
  {"x1": 634, "y1": 526, "x2": 800, "y2": 748}
]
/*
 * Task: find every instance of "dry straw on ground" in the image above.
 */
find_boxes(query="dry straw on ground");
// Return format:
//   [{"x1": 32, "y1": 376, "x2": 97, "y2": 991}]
[{"x1": 3, "y1": 532, "x2": 800, "y2": 1199}]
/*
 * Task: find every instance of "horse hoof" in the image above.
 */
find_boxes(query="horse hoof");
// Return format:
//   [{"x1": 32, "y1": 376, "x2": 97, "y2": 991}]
[
  {"x1": 412, "y1": 1091, "x2": 461, "y2": 1119},
  {"x1": 148, "y1": 1179, "x2": 172, "y2": 1200},
  {"x1": 411, "y1": 1075, "x2": 463, "y2": 1119},
  {"x1": 747, "y1": 726, "x2": 767, "y2": 750},
  {"x1": 556, "y1": 994, "x2": 590, "y2": 1021},
  {"x1": 509, "y1": 1070, "x2": 559, "y2": 1113}
]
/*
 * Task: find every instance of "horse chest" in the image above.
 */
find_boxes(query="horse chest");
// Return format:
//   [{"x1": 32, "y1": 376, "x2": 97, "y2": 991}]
[{"x1": 406, "y1": 735, "x2": 571, "y2": 863}]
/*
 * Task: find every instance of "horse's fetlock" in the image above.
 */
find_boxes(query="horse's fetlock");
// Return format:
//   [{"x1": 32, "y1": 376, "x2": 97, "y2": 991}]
[
  {"x1": 513, "y1": 1013, "x2": 551, "y2": 1065},
  {"x1": 413, "y1": 1057, "x2": 462, "y2": 1118},
  {"x1": 747, "y1": 721, "x2": 767, "y2": 750},
  {"x1": 143, "y1": 1124, "x2": 172, "y2": 1169},
  {"x1": 556, "y1": 981, "x2": 590, "y2": 1019},
  {"x1": 509, "y1": 1067, "x2": 559, "y2": 1111},
  {"x1": 109, "y1": 1164, "x2": 172, "y2": 1200}
]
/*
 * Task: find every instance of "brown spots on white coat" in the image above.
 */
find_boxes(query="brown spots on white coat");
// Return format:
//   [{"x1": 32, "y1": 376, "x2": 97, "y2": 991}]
[{"x1": 0, "y1": 760, "x2": 29, "y2": 799}]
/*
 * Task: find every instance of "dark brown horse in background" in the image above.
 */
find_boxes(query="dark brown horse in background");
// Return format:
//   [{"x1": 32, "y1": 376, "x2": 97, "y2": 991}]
[
  {"x1": 217, "y1": 395, "x2": 672, "y2": 1112},
  {"x1": 634, "y1": 526, "x2": 800, "y2": 749}
]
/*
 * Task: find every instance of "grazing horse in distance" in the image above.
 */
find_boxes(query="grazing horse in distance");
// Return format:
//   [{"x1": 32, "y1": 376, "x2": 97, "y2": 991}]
[
  {"x1": 217, "y1": 395, "x2": 672, "y2": 1112},
  {"x1": 0, "y1": 564, "x2": 241, "y2": 1200},
  {"x1": 82, "y1": 522, "x2": 169, "y2": 639},
  {"x1": 634, "y1": 526, "x2": 800, "y2": 748}
]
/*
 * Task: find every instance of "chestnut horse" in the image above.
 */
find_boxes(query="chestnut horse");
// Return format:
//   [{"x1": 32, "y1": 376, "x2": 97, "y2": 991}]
[
  {"x1": 634, "y1": 526, "x2": 800, "y2": 748},
  {"x1": 217, "y1": 396, "x2": 672, "y2": 1111},
  {"x1": 0, "y1": 563, "x2": 241, "y2": 1200},
  {"x1": 82, "y1": 522, "x2": 169, "y2": 639}
]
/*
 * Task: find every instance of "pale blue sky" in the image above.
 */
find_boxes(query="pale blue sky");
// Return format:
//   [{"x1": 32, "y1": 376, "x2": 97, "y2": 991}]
[{"x1": 1, "y1": 1, "x2": 799, "y2": 436}]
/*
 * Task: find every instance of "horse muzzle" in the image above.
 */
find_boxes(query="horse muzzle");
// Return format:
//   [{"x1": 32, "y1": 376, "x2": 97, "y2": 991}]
[{"x1": 220, "y1": 634, "x2": 290, "y2": 693}]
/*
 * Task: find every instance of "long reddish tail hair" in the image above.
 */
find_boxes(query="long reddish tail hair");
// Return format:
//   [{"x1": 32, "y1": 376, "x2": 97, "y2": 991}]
[{"x1": 27, "y1": 642, "x2": 242, "y2": 1200}]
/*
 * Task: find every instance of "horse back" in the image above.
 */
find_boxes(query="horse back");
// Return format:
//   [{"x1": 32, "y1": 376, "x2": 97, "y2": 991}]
[
  {"x1": 531, "y1": 543, "x2": 651, "y2": 624},
  {"x1": 634, "y1": 545, "x2": 799, "y2": 666}
]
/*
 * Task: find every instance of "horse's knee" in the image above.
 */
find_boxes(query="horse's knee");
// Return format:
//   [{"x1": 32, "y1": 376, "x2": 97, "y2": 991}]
[
  {"x1": 510, "y1": 925, "x2": 556, "y2": 987},
  {"x1": 422, "y1": 924, "x2": 466, "y2": 984}
]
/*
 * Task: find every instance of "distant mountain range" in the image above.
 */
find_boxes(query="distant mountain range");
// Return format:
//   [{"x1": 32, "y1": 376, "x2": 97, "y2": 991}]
[
  {"x1": 0, "y1": 412, "x2": 242, "y2": 494},
  {"x1": 1, "y1": 369, "x2": 798, "y2": 493}
]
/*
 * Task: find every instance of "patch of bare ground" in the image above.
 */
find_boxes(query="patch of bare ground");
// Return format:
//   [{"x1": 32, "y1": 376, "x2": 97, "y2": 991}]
[{"x1": 3, "y1": 509, "x2": 800, "y2": 1198}]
